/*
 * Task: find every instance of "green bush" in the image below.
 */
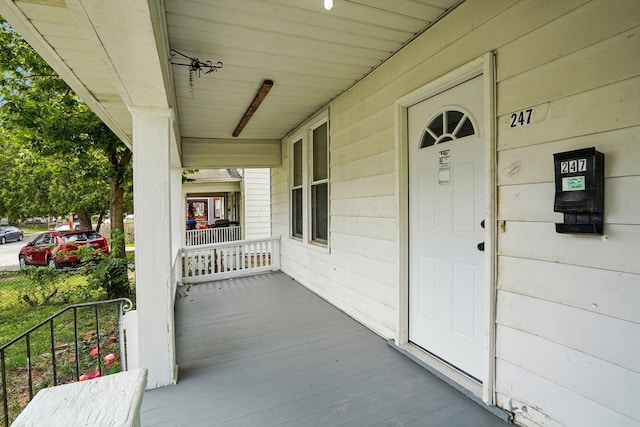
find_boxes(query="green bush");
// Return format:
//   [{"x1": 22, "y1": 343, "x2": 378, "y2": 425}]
[
  {"x1": 18, "y1": 267, "x2": 102, "y2": 307},
  {"x1": 82, "y1": 255, "x2": 130, "y2": 299}
]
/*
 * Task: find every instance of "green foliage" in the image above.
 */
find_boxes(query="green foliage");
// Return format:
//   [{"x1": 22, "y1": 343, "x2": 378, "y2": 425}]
[
  {"x1": 0, "y1": 17, "x2": 133, "y2": 250},
  {"x1": 0, "y1": 270, "x2": 125, "y2": 424},
  {"x1": 13, "y1": 267, "x2": 104, "y2": 308},
  {"x1": 182, "y1": 169, "x2": 199, "y2": 183},
  {"x1": 82, "y1": 255, "x2": 131, "y2": 299},
  {"x1": 19, "y1": 267, "x2": 65, "y2": 307},
  {"x1": 72, "y1": 235, "x2": 131, "y2": 299}
]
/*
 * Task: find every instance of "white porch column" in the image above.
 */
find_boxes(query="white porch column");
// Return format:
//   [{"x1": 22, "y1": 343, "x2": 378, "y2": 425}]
[
  {"x1": 170, "y1": 167, "x2": 183, "y2": 256},
  {"x1": 130, "y1": 107, "x2": 177, "y2": 389}
]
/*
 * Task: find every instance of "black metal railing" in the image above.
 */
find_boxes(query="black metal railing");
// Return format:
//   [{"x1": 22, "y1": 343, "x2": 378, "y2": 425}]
[{"x1": 0, "y1": 298, "x2": 132, "y2": 426}]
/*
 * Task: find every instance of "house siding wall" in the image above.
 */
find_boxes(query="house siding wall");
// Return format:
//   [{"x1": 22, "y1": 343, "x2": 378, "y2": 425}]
[
  {"x1": 242, "y1": 168, "x2": 272, "y2": 239},
  {"x1": 271, "y1": 1, "x2": 640, "y2": 425}
]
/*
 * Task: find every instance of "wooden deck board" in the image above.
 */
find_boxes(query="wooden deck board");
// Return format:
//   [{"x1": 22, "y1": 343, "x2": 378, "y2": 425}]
[{"x1": 141, "y1": 272, "x2": 509, "y2": 426}]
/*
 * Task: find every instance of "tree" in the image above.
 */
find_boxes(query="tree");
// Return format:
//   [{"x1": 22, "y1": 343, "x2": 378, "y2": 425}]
[{"x1": 0, "y1": 18, "x2": 131, "y2": 258}]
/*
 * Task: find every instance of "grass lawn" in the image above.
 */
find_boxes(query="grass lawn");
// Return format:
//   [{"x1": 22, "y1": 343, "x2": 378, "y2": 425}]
[
  {"x1": 17, "y1": 224, "x2": 50, "y2": 235},
  {"x1": 0, "y1": 268, "x2": 133, "y2": 424}
]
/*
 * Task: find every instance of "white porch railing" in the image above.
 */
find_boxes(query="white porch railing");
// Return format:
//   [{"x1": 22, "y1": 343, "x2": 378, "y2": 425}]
[
  {"x1": 182, "y1": 237, "x2": 280, "y2": 283},
  {"x1": 185, "y1": 226, "x2": 241, "y2": 246}
]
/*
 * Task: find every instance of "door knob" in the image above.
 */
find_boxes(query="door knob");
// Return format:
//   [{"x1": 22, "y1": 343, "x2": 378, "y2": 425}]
[{"x1": 477, "y1": 242, "x2": 485, "y2": 251}]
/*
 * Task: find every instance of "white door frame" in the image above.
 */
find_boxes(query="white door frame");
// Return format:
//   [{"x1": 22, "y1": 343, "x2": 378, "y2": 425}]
[{"x1": 394, "y1": 53, "x2": 497, "y2": 404}]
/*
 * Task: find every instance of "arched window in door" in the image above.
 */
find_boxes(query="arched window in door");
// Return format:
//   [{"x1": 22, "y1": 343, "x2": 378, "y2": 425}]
[{"x1": 420, "y1": 108, "x2": 476, "y2": 148}]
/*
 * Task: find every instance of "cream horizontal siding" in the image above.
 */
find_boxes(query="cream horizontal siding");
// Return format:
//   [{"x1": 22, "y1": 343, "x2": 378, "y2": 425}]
[
  {"x1": 270, "y1": 2, "x2": 640, "y2": 425},
  {"x1": 492, "y1": 1, "x2": 640, "y2": 425},
  {"x1": 498, "y1": 256, "x2": 640, "y2": 327},
  {"x1": 499, "y1": 177, "x2": 640, "y2": 225},
  {"x1": 498, "y1": 77, "x2": 640, "y2": 151},
  {"x1": 496, "y1": 353, "x2": 639, "y2": 427},
  {"x1": 496, "y1": 0, "x2": 640, "y2": 82},
  {"x1": 498, "y1": 27, "x2": 640, "y2": 116},
  {"x1": 242, "y1": 168, "x2": 271, "y2": 239},
  {"x1": 279, "y1": 244, "x2": 395, "y2": 338},
  {"x1": 497, "y1": 326, "x2": 639, "y2": 422}
]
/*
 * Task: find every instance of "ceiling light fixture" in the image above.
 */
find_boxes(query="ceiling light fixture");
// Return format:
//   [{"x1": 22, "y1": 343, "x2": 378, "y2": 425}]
[
  {"x1": 169, "y1": 49, "x2": 223, "y2": 93},
  {"x1": 324, "y1": 0, "x2": 333, "y2": 10},
  {"x1": 233, "y1": 80, "x2": 274, "y2": 138}
]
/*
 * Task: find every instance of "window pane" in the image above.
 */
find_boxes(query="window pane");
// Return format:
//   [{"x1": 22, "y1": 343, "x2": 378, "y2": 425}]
[
  {"x1": 313, "y1": 123, "x2": 328, "y2": 182},
  {"x1": 292, "y1": 188, "x2": 303, "y2": 238},
  {"x1": 293, "y1": 139, "x2": 303, "y2": 187},
  {"x1": 455, "y1": 116, "x2": 475, "y2": 138},
  {"x1": 427, "y1": 114, "x2": 444, "y2": 138},
  {"x1": 420, "y1": 131, "x2": 436, "y2": 148},
  {"x1": 312, "y1": 183, "x2": 328, "y2": 243},
  {"x1": 445, "y1": 110, "x2": 464, "y2": 134}
]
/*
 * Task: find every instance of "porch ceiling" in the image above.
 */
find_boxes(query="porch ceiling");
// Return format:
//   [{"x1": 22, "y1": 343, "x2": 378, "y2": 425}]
[{"x1": 0, "y1": 0, "x2": 461, "y2": 165}]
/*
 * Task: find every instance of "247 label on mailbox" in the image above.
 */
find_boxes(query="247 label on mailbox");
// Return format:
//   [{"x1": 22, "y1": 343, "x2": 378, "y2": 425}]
[{"x1": 560, "y1": 159, "x2": 587, "y2": 174}]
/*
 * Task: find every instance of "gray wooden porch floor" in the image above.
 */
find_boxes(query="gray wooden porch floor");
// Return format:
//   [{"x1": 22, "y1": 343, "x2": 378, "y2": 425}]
[{"x1": 141, "y1": 272, "x2": 510, "y2": 426}]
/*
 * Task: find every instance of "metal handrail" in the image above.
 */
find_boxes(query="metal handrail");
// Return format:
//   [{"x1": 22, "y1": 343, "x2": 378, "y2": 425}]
[{"x1": 0, "y1": 298, "x2": 133, "y2": 426}]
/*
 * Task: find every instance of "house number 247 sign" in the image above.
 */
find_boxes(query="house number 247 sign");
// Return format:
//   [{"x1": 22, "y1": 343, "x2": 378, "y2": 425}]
[{"x1": 509, "y1": 108, "x2": 533, "y2": 128}]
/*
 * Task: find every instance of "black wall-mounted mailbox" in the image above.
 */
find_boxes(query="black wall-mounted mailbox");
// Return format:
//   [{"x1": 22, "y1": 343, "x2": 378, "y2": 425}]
[{"x1": 553, "y1": 147, "x2": 604, "y2": 234}]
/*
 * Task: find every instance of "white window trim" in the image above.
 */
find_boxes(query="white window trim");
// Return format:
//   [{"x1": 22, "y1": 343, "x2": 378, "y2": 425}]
[
  {"x1": 309, "y1": 119, "x2": 329, "y2": 247},
  {"x1": 287, "y1": 110, "x2": 330, "y2": 251},
  {"x1": 289, "y1": 134, "x2": 306, "y2": 241}
]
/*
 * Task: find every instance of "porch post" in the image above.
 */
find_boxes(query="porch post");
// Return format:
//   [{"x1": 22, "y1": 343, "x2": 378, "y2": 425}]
[
  {"x1": 130, "y1": 107, "x2": 177, "y2": 388},
  {"x1": 170, "y1": 167, "x2": 183, "y2": 256}
]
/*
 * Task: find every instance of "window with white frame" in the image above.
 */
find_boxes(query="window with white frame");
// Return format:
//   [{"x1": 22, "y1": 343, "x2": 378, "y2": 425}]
[
  {"x1": 291, "y1": 138, "x2": 303, "y2": 239},
  {"x1": 289, "y1": 116, "x2": 329, "y2": 246},
  {"x1": 311, "y1": 122, "x2": 328, "y2": 244}
]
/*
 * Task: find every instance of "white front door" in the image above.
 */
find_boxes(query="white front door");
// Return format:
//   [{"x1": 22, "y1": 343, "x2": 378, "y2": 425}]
[{"x1": 408, "y1": 75, "x2": 485, "y2": 381}]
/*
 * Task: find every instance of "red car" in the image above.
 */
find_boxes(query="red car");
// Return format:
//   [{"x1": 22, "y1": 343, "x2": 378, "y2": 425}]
[{"x1": 19, "y1": 230, "x2": 110, "y2": 269}]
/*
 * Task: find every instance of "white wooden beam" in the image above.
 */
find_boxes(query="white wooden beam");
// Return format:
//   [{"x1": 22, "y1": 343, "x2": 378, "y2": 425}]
[
  {"x1": 182, "y1": 138, "x2": 281, "y2": 168},
  {"x1": 65, "y1": 0, "x2": 168, "y2": 108},
  {"x1": 0, "y1": 0, "x2": 132, "y2": 147}
]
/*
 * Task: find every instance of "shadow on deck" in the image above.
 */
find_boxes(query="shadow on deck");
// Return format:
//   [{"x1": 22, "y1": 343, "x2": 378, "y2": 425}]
[{"x1": 141, "y1": 272, "x2": 510, "y2": 426}]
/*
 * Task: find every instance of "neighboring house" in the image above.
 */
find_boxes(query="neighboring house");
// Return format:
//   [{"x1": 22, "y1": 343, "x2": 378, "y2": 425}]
[
  {"x1": 0, "y1": 1, "x2": 637, "y2": 426},
  {"x1": 182, "y1": 168, "x2": 271, "y2": 240},
  {"x1": 185, "y1": 170, "x2": 241, "y2": 224}
]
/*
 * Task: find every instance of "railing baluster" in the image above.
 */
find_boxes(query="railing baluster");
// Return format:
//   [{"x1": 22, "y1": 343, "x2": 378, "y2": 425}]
[
  {"x1": 118, "y1": 302, "x2": 127, "y2": 372},
  {"x1": 2, "y1": 349, "x2": 8, "y2": 427},
  {"x1": 73, "y1": 308, "x2": 79, "y2": 381},
  {"x1": 26, "y1": 334, "x2": 32, "y2": 399},
  {"x1": 253, "y1": 243, "x2": 257, "y2": 267},
  {"x1": 189, "y1": 252, "x2": 195, "y2": 277},
  {"x1": 181, "y1": 237, "x2": 280, "y2": 282},
  {"x1": 50, "y1": 319, "x2": 57, "y2": 386},
  {"x1": 185, "y1": 226, "x2": 242, "y2": 246},
  {"x1": 95, "y1": 305, "x2": 102, "y2": 377}
]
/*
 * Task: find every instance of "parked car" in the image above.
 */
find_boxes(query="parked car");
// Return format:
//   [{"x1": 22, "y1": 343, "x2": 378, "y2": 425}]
[
  {"x1": 53, "y1": 222, "x2": 80, "y2": 231},
  {"x1": 0, "y1": 226, "x2": 24, "y2": 244},
  {"x1": 207, "y1": 219, "x2": 240, "y2": 228},
  {"x1": 19, "y1": 230, "x2": 109, "y2": 269}
]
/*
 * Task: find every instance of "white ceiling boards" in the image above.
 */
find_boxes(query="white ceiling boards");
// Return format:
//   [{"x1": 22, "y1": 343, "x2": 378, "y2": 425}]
[{"x1": 0, "y1": 0, "x2": 461, "y2": 165}]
